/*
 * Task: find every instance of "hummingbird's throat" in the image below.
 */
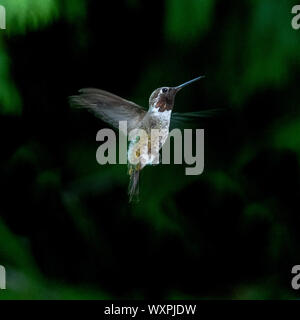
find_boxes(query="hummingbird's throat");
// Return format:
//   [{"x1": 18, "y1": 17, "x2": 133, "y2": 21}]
[{"x1": 154, "y1": 99, "x2": 172, "y2": 112}]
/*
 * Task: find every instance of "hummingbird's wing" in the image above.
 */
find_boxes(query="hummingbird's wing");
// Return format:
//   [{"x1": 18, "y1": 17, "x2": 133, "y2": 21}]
[
  {"x1": 69, "y1": 88, "x2": 146, "y2": 133},
  {"x1": 170, "y1": 109, "x2": 222, "y2": 130}
]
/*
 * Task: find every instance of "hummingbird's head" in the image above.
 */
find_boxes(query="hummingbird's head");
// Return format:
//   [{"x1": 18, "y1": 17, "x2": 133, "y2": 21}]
[
  {"x1": 149, "y1": 87, "x2": 178, "y2": 112},
  {"x1": 149, "y1": 76, "x2": 205, "y2": 113}
]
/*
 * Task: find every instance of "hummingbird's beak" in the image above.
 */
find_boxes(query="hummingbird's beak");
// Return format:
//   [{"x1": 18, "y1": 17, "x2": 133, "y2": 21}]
[{"x1": 175, "y1": 75, "x2": 205, "y2": 92}]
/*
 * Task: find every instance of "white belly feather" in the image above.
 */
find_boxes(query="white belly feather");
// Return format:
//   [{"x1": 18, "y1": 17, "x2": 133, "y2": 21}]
[{"x1": 128, "y1": 110, "x2": 171, "y2": 168}]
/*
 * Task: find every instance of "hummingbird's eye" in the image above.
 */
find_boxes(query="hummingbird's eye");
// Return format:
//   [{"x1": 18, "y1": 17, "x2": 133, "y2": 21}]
[{"x1": 162, "y1": 88, "x2": 168, "y2": 93}]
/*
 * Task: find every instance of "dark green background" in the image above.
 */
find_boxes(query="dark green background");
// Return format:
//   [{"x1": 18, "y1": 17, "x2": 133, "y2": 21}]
[{"x1": 0, "y1": 0, "x2": 300, "y2": 299}]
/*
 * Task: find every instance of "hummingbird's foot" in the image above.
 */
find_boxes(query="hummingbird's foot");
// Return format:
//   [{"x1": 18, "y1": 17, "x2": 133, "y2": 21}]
[
  {"x1": 128, "y1": 163, "x2": 141, "y2": 176},
  {"x1": 128, "y1": 166, "x2": 133, "y2": 175},
  {"x1": 148, "y1": 141, "x2": 152, "y2": 154}
]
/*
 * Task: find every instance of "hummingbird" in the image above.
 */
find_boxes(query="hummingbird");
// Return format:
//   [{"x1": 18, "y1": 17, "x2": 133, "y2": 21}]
[{"x1": 70, "y1": 76, "x2": 213, "y2": 202}]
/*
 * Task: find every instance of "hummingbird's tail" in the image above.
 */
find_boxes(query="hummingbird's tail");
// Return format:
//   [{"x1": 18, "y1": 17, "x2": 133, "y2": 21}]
[{"x1": 128, "y1": 165, "x2": 140, "y2": 202}]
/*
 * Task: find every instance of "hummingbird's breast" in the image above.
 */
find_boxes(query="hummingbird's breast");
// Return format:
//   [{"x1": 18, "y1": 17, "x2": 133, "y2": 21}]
[
  {"x1": 145, "y1": 107, "x2": 172, "y2": 131},
  {"x1": 127, "y1": 109, "x2": 171, "y2": 169}
]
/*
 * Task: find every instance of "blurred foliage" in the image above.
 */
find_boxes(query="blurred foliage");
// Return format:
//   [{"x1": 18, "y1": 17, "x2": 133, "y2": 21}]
[
  {"x1": 0, "y1": 0, "x2": 86, "y2": 35},
  {"x1": 0, "y1": 43, "x2": 22, "y2": 115},
  {"x1": 0, "y1": 0, "x2": 300, "y2": 299},
  {"x1": 0, "y1": 0, "x2": 86, "y2": 115},
  {"x1": 165, "y1": 0, "x2": 216, "y2": 43},
  {"x1": 273, "y1": 117, "x2": 300, "y2": 158}
]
